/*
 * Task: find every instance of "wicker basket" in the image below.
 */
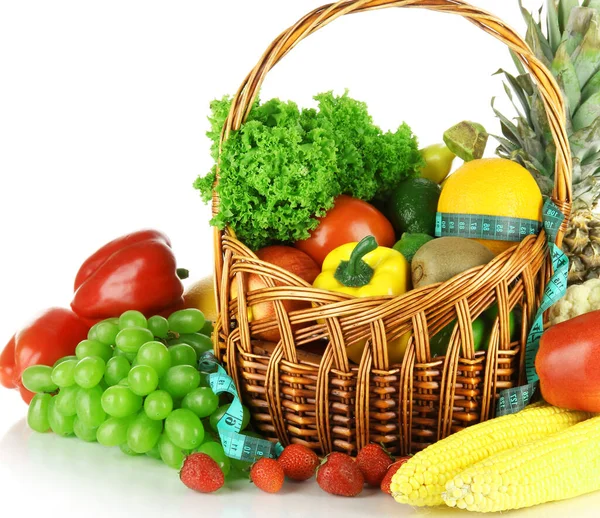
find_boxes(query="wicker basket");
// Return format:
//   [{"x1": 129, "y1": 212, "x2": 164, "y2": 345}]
[{"x1": 211, "y1": 0, "x2": 572, "y2": 457}]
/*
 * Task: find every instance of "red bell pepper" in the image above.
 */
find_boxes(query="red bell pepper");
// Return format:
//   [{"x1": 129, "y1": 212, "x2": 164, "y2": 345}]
[
  {"x1": 0, "y1": 307, "x2": 90, "y2": 403},
  {"x1": 71, "y1": 229, "x2": 186, "y2": 319}
]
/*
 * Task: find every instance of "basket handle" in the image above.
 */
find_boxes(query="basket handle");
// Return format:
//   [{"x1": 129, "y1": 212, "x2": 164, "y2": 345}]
[{"x1": 213, "y1": 0, "x2": 573, "y2": 244}]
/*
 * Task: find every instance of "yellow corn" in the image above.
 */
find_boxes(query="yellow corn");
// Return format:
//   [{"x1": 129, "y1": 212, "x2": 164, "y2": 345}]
[
  {"x1": 390, "y1": 403, "x2": 592, "y2": 506},
  {"x1": 443, "y1": 415, "x2": 600, "y2": 512}
]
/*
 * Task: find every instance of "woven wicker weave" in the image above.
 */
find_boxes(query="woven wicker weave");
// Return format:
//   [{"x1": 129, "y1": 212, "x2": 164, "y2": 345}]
[{"x1": 211, "y1": 0, "x2": 572, "y2": 456}]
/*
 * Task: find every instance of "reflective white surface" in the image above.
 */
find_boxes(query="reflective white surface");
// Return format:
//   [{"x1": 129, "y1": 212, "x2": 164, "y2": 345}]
[{"x1": 1, "y1": 390, "x2": 600, "y2": 518}]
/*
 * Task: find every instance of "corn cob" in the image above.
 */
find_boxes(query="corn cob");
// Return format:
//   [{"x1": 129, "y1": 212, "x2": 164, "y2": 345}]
[
  {"x1": 390, "y1": 403, "x2": 592, "y2": 506},
  {"x1": 442, "y1": 415, "x2": 600, "y2": 512}
]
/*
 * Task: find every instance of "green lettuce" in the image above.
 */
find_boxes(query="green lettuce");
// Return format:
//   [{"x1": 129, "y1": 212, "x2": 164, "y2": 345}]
[{"x1": 195, "y1": 91, "x2": 423, "y2": 250}]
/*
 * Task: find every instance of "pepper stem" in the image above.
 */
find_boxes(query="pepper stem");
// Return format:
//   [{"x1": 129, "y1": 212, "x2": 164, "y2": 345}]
[{"x1": 334, "y1": 236, "x2": 378, "y2": 288}]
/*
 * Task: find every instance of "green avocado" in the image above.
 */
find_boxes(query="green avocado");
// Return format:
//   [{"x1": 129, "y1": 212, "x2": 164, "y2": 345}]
[{"x1": 383, "y1": 177, "x2": 442, "y2": 237}]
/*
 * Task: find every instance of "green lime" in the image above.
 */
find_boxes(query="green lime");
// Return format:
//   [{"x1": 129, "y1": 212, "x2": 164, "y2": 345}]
[
  {"x1": 483, "y1": 305, "x2": 517, "y2": 341},
  {"x1": 384, "y1": 177, "x2": 441, "y2": 236},
  {"x1": 430, "y1": 317, "x2": 487, "y2": 357},
  {"x1": 472, "y1": 318, "x2": 487, "y2": 352},
  {"x1": 393, "y1": 233, "x2": 434, "y2": 263}
]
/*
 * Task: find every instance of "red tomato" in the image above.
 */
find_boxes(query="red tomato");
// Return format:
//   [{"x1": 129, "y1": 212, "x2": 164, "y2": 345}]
[
  {"x1": 14, "y1": 307, "x2": 90, "y2": 383},
  {"x1": 294, "y1": 195, "x2": 395, "y2": 266},
  {"x1": 536, "y1": 310, "x2": 600, "y2": 412},
  {"x1": 18, "y1": 382, "x2": 36, "y2": 405},
  {"x1": 0, "y1": 335, "x2": 17, "y2": 389}
]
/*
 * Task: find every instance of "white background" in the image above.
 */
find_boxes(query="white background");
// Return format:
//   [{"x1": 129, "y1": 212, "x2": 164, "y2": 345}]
[{"x1": 1, "y1": 1, "x2": 599, "y2": 516}]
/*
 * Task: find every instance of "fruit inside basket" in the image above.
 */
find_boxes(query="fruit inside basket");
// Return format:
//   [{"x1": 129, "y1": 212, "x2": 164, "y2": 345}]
[{"x1": 194, "y1": 0, "x2": 573, "y2": 458}]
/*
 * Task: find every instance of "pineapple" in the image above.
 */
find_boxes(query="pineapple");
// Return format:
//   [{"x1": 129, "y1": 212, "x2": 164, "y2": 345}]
[{"x1": 495, "y1": 0, "x2": 600, "y2": 283}]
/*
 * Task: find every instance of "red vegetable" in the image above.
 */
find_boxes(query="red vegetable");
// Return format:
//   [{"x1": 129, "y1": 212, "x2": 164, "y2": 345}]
[
  {"x1": 536, "y1": 310, "x2": 600, "y2": 412},
  {"x1": 71, "y1": 229, "x2": 185, "y2": 319},
  {"x1": 1, "y1": 308, "x2": 90, "y2": 403},
  {"x1": 294, "y1": 195, "x2": 395, "y2": 266},
  {"x1": 0, "y1": 335, "x2": 17, "y2": 389},
  {"x1": 231, "y1": 245, "x2": 320, "y2": 342}
]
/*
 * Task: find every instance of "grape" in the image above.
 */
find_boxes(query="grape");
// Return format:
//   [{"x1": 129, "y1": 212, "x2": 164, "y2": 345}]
[
  {"x1": 136, "y1": 341, "x2": 171, "y2": 377},
  {"x1": 73, "y1": 417, "x2": 98, "y2": 442},
  {"x1": 73, "y1": 356, "x2": 106, "y2": 389},
  {"x1": 48, "y1": 396, "x2": 75, "y2": 436},
  {"x1": 144, "y1": 390, "x2": 173, "y2": 420},
  {"x1": 112, "y1": 347, "x2": 137, "y2": 363},
  {"x1": 164, "y1": 408, "x2": 204, "y2": 450},
  {"x1": 51, "y1": 359, "x2": 78, "y2": 388},
  {"x1": 148, "y1": 315, "x2": 169, "y2": 339},
  {"x1": 22, "y1": 365, "x2": 58, "y2": 394},
  {"x1": 118, "y1": 378, "x2": 130, "y2": 387},
  {"x1": 158, "y1": 433, "x2": 189, "y2": 469},
  {"x1": 119, "y1": 310, "x2": 148, "y2": 330},
  {"x1": 75, "y1": 339, "x2": 112, "y2": 363},
  {"x1": 210, "y1": 404, "x2": 250, "y2": 432},
  {"x1": 55, "y1": 385, "x2": 79, "y2": 416},
  {"x1": 168, "y1": 309, "x2": 205, "y2": 334},
  {"x1": 27, "y1": 393, "x2": 52, "y2": 433},
  {"x1": 196, "y1": 441, "x2": 230, "y2": 476},
  {"x1": 76, "y1": 386, "x2": 106, "y2": 428},
  {"x1": 87, "y1": 322, "x2": 102, "y2": 341},
  {"x1": 159, "y1": 365, "x2": 200, "y2": 398},
  {"x1": 97, "y1": 416, "x2": 133, "y2": 447},
  {"x1": 101, "y1": 386, "x2": 142, "y2": 418},
  {"x1": 127, "y1": 412, "x2": 163, "y2": 453},
  {"x1": 181, "y1": 387, "x2": 219, "y2": 418},
  {"x1": 95, "y1": 321, "x2": 120, "y2": 346},
  {"x1": 115, "y1": 327, "x2": 154, "y2": 354},
  {"x1": 54, "y1": 355, "x2": 78, "y2": 367},
  {"x1": 128, "y1": 365, "x2": 159, "y2": 396},
  {"x1": 199, "y1": 372, "x2": 210, "y2": 387},
  {"x1": 104, "y1": 356, "x2": 131, "y2": 386},
  {"x1": 200, "y1": 320, "x2": 213, "y2": 337},
  {"x1": 146, "y1": 443, "x2": 162, "y2": 460},
  {"x1": 120, "y1": 443, "x2": 142, "y2": 456},
  {"x1": 168, "y1": 344, "x2": 197, "y2": 367},
  {"x1": 168, "y1": 333, "x2": 212, "y2": 358}
]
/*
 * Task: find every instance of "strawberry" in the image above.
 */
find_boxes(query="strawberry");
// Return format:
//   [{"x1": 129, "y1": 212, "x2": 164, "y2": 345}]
[
  {"x1": 316, "y1": 452, "x2": 364, "y2": 497},
  {"x1": 278, "y1": 444, "x2": 319, "y2": 481},
  {"x1": 250, "y1": 457, "x2": 285, "y2": 493},
  {"x1": 381, "y1": 457, "x2": 410, "y2": 495},
  {"x1": 180, "y1": 453, "x2": 224, "y2": 493},
  {"x1": 356, "y1": 444, "x2": 393, "y2": 487}
]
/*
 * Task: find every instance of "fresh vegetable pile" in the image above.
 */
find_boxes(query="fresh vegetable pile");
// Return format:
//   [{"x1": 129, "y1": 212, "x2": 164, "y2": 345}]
[{"x1": 195, "y1": 91, "x2": 424, "y2": 250}]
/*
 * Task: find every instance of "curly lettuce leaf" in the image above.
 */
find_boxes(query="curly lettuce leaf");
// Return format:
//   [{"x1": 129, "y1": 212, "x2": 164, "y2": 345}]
[{"x1": 195, "y1": 92, "x2": 422, "y2": 250}]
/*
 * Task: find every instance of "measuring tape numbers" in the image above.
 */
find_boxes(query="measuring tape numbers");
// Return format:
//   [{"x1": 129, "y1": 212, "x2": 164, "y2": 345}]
[
  {"x1": 199, "y1": 352, "x2": 283, "y2": 462},
  {"x1": 435, "y1": 212, "x2": 541, "y2": 241}
]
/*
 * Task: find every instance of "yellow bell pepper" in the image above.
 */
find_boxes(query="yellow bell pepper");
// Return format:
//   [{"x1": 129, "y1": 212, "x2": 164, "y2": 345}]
[{"x1": 313, "y1": 236, "x2": 411, "y2": 365}]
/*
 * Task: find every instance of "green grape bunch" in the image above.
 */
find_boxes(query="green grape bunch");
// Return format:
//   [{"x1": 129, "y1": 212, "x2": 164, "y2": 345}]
[{"x1": 21, "y1": 307, "x2": 253, "y2": 477}]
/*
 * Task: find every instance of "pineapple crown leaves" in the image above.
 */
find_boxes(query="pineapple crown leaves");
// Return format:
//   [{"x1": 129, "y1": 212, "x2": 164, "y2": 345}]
[{"x1": 495, "y1": 1, "x2": 600, "y2": 209}]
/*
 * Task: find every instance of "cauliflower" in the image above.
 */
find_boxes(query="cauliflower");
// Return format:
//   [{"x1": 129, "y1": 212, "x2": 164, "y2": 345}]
[{"x1": 549, "y1": 278, "x2": 600, "y2": 325}]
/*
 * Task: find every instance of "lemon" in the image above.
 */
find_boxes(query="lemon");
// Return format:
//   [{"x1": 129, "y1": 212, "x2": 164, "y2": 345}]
[
  {"x1": 419, "y1": 144, "x2": 456, "y2": 184},
  {"x1": 183, "y1": 276, "x2": 218, "y2": 322},
  {"x1": 437, "y1": 158, "x2": 543, "y2": 255}
]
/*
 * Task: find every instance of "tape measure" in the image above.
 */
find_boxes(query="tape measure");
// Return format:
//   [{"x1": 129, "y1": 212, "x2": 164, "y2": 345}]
[
  {"x1": 496, "y1": 199, "x2": 567, "y2": 416},
  {"x1": 199, "y1": 352, "x2": 284, "y2": 462},
  {"x1": 435, "y1": 212, "x2": 541, "y2": 241}
]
